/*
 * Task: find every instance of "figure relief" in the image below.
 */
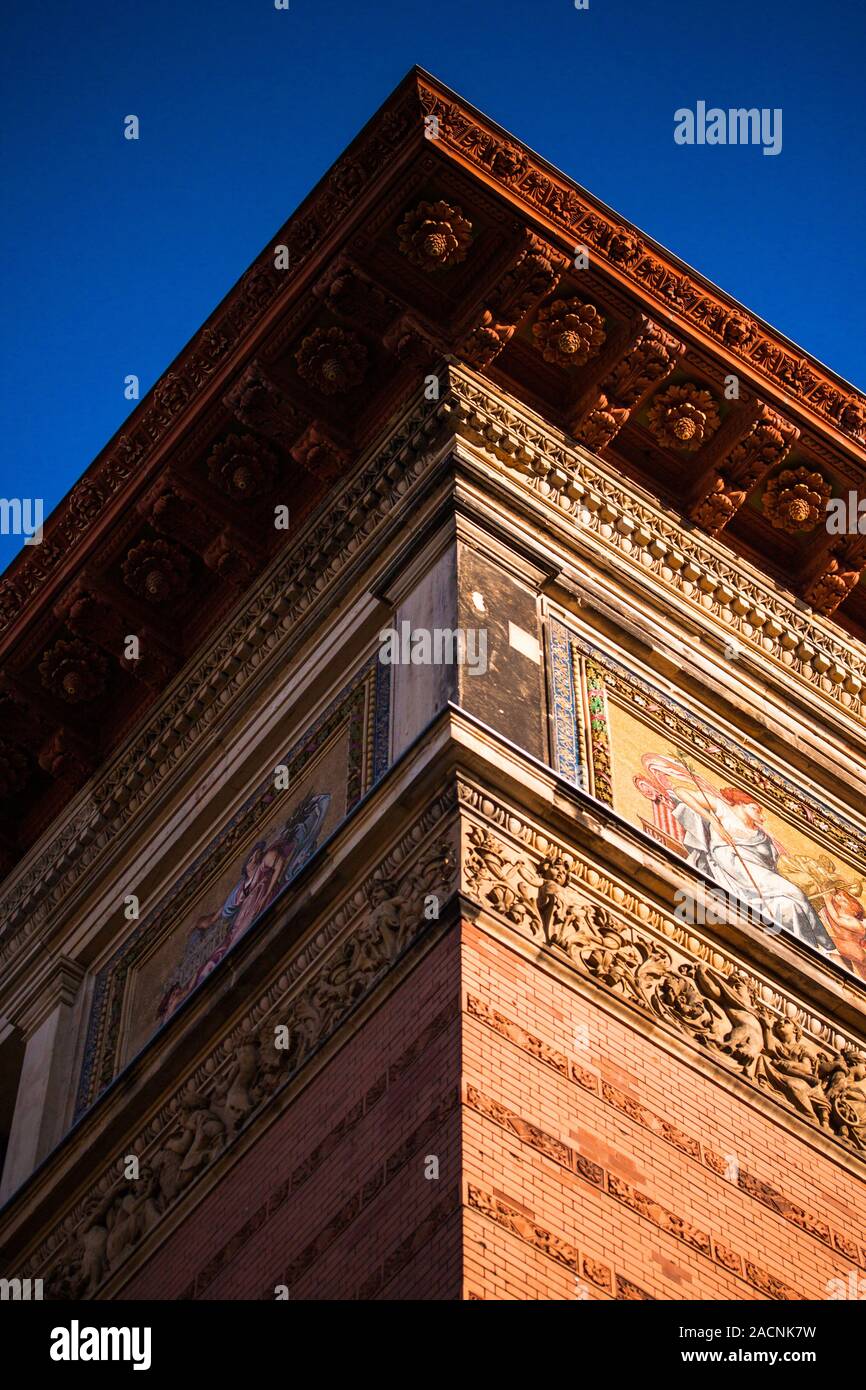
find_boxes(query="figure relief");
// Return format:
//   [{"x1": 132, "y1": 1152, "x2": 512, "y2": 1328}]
[
  {"x1": 460, "y1": 809, "x2": 866, "y2": 1160},
  {"x1": 754, "y1": 1017, "x2": 834, "y2": 1128}
]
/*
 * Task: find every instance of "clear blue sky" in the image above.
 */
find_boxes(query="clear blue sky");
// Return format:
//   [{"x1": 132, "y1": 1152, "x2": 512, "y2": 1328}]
[{"x1": 2, "y1": 0, "x2": 864, "y2": 574}]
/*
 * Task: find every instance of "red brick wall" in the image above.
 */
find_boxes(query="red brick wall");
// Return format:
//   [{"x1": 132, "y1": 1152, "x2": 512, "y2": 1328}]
[
  {"x1": 461, "y1": 921, "x2": 866, "y2": 1302},
  {"x1": 118, "y1": 930, "x2": 462, "y2": 1301},
  {"x1": 116, "y1": 919, "x2": 866, "y2": 1300}
]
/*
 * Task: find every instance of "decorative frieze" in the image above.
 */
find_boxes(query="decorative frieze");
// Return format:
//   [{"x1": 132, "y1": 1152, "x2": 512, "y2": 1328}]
[
  {"x1": 458, "y1": 780, "x2": 866, "y2": 1161},
  {"x1": 18, "y1": 797, "x2": 458, "y2": 1298},
  {"x1": 467, "y1": 990, "x2": 864, "y2": 1263}
]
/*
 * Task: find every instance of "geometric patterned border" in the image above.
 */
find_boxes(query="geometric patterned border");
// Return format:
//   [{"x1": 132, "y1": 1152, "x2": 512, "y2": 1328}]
[
  {"x1": 75, "y1": 654, "x2": 390, "y2": 1116},
  {"x1": 466, "y1": 1093, "x2": 805, "y2": 1301},
  {"x1": 467, "y1": 994, "x2": 866, "y2": 1271}
]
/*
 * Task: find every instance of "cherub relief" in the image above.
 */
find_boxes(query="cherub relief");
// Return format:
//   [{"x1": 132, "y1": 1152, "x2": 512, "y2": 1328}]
[
  {"x1": 755, "y1": 1018, "x2": 833, "y2": 1128},
  {"x1": 367, "y1": 876, "x2": 415, "y2": 957},
  {"x1": 536, "y1": 852, "x2": 583, "y2": 948},
  {"x1": 691, "y1": 965, "x2": 765, "y2": 1074},
  {"x1": 653, "y1": 961, "x2": 713, "y2": 1035},
  {"x1": 213, "y1": 1036, "x2": 260, "y2": 1138}
]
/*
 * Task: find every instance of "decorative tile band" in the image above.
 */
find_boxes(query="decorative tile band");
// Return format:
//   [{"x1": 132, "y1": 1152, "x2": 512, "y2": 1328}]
[
  {"x1": 465, "y1": 1082, "x2": 805, "y2": 1300},
  {"x1": 467, "y1": 1182, "x2": 651, "y2": 1300},
  {"x1": 466, "y1": 991, "x2": 865, "y2": 1268}
]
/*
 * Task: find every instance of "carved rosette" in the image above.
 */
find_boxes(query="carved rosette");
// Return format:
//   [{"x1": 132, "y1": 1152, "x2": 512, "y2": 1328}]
[
  {"x1": 532, "y1": 298, "x2": 606, "y2": 367},
  {"x1": 291, "y1": 426, "x2": 348, "y2": 479},
  {"x1": 122, "y1": 539, "x2": 191, "y2": 604},
  {"x1": 397, "y1": 200, "x2": 472, "y2": 272},
  {"x1": 763, "y1": 468, "x2": 830, "y2": 532},
  {"x1": 295, "y1": 327, "x2": 367, "y2": 395},
  {"x1": 0, "y1": 739, "x2": 29, "y2": 797},
  {"x1": 39, "y1": 638, "x2": 108, "y2": 703},
  {"x1": 647, "y1": 383, "x2": 721, "y2": 452},
  {"x1": 206, "y1": 434, "x2": 278, "y2": 501}
]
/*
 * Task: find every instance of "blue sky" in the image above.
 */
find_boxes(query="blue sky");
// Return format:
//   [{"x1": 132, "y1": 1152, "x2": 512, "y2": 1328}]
[{"x1": 1, "y1": 0, "x2": 864, "y2": 573}]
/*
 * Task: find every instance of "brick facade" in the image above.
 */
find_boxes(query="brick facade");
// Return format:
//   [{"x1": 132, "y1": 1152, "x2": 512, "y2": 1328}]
[{"x1": 108, "y1": 921, "x2": 863, "y2": 1300}]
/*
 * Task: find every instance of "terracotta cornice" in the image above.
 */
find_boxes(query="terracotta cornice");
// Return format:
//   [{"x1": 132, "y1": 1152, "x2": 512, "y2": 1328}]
[
  {"x1": 2, "y1": 67, "x2": 863, "y2": 660},
  {"x1": 414, "y1": 75, "x2": 865, "y2": 453},
  {"x1": 0, "y1": 69, "x2": 429, "y2": 650}
]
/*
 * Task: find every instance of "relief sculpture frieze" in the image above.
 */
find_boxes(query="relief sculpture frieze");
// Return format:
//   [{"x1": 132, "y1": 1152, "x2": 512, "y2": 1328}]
[
  {"x1": 461, "y1": 791, "x2": 866, "y2": 1160},
  {"x1": 24, "y1": 800, "x2": 458, "y2": 1300}
]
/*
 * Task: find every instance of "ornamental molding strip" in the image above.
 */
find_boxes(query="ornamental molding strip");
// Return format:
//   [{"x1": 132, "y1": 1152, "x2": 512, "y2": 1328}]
[
  {"x1": 442, "y1": 367, "x2": 866, "y2": 717},
  {"x1": 0, "y1": 383, "x2": 454, "y2": 963},
  {"x1": 457, "y1": 779, "x2": 866, "y2": 1166},
  {"x1": 8, "y1": 794, "x2": 458, "y2": 1299}
]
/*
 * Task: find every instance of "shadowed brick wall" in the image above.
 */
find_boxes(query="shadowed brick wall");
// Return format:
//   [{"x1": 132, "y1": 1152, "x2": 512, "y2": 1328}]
[{"x1": 118, "y1": 931, "x2": 463, "y2": 1302}]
